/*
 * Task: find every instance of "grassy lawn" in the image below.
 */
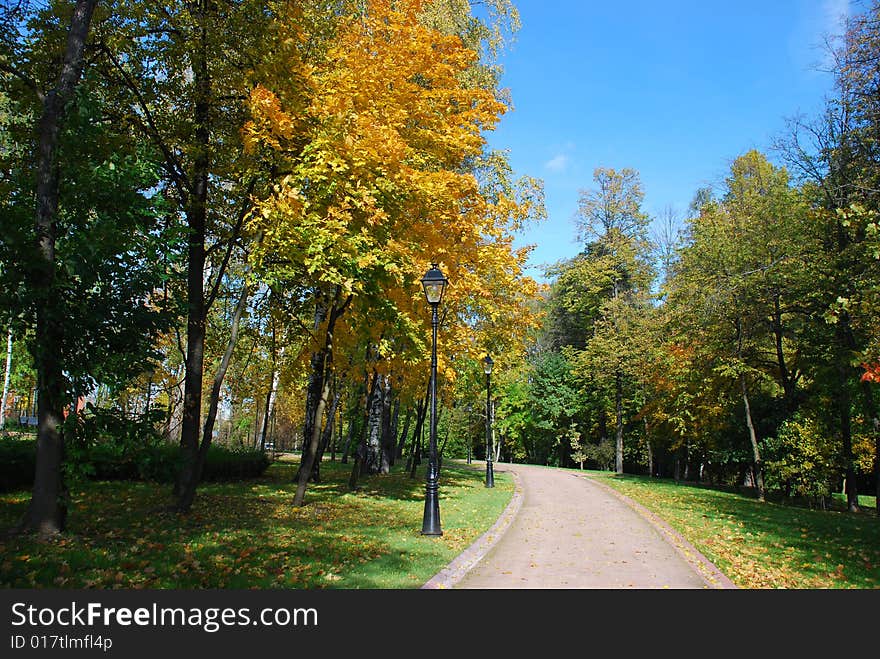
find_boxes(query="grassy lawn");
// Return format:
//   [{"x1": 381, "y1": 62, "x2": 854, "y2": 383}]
[
  {"x1": 0, "y1": 457, "x2": 513, "y2": 589},
  {"x1": 588, "y1": 471, "x2": 880, "y2": 589}
]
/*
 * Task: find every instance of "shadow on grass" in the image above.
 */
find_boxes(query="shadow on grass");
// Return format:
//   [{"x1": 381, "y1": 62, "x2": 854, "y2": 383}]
[
  {"x1": 595, "y1": 471, "x2": 880, "y2": 588},
  {"x1": 0, "y1": 458, "x2": 501, "y2": 590}
]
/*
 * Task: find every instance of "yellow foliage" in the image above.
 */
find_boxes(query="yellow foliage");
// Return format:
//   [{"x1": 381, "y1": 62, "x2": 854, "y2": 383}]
[{"x1": 245, "y1": 0, "x2": 543, "y2": 388}]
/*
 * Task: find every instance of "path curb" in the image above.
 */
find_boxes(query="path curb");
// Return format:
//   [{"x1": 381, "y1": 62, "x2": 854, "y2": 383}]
[
  {"x1": 421, "y1": 465, "x2": 524, "y2": 589},
  {"x1": 580, "y1": 473, "x2": 738, "y2": 589}
]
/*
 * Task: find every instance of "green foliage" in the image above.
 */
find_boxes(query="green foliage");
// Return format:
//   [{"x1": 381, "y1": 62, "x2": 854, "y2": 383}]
[
  {"x1": 764, "y1": 415, "x2": 838, "y2": 505},
  {"x1": 583, "y1": 439, "x2": 615, "y2": 471},
  {"x1": 0, "y1": 81, "x2": 184, "y2": 399},
  {"x1": 495, "y1": 350, "x2": 581, "y2": 466}
]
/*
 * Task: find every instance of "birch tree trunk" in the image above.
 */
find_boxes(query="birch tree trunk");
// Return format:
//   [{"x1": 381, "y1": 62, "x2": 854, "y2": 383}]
[
  {"x1": 615, "y1": 369, "x2": 624, "y2": 474},
  {"x1": 0, "y1": 328, "x2": 12, "y2": 429}
]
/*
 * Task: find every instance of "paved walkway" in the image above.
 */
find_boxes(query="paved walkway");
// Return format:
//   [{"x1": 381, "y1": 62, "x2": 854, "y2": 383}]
[{"x1": 423, "y1": 462, "x2": 736, "y2": 589}]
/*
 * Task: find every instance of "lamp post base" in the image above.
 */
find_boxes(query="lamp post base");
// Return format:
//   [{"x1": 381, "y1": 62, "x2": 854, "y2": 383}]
[{"x1": 420, "y1": 499, "x2": 442, "y2": 536}]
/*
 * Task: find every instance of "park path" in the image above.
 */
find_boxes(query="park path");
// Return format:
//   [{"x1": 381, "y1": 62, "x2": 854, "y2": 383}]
[{"x1": 423, "y1": 462, "x2": 736, "y2": 589}]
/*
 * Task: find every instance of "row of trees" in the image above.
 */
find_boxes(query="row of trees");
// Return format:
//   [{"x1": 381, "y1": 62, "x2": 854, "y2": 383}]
[
  {"x1": 493, "y1": 4, "x2": 880, "y2": 513},
  {"x1": 0, "y1": 0, "x2": 545, "y2": 534}
]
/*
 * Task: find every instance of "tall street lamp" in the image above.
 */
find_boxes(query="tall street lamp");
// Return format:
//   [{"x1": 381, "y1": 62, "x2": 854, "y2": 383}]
[
  {"x1": 483, "y1": 354, "x2": 495, "y2": 488},
  {"x1": 420, "y1": 263, "x2": 448, "y2": 536}
]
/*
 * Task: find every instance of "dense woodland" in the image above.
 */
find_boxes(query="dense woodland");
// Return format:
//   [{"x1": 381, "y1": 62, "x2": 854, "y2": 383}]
[{"x1": 0, "y1": 0, "x2": 878, "y2": 540}]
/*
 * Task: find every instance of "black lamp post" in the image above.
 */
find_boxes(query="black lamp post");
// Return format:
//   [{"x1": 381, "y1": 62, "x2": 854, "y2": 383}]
[
  {"x1": 483, "y1": 354, "x2": 495, "y2": 488},
  {"x1": 420, "y1": 263, "x2": 448, "y2": 536}
]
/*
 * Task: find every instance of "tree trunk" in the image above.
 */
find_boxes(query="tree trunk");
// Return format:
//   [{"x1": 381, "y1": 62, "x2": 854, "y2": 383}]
[
  {"x1": 19, "y1": 0, "x2": 97, "y2": 536},
  {"x1": 311, "y1": 384, "x2": 341, "y2": 483},
  {"x1": 260, "y1": 327, "x2": 281, "y2": 452},
  {"x1": 175, "y1": 7, "x2": 211, "y2": 503},
  {"x1": 296, "y1": 299, "x2": 328, "y2": 483},
  {"x1": 0, "y1": 328, "x2": 12, "y2": 429},
  {"x1": 771, "y1": 293, "x2": 798, "y2": 413},
  {"x1": 387, "y1": 396, "x2": 400, "y2": 466},
  {"x1": 861, "y1": 381, "x2": 880, "y2": 516},
  {"x1": 340, "y1": 415, "x2": 355, "y2": 464},
  {"x1": 295, "y1": 291, "x2": 350, "y2": 506},
  {"x1": 379, "y1": 376, "x2": 394, "y2": 473},
  {"x1": 407, "y1": 390, "x2": 428, "y2": 477},
  {"x1": 176, "y1": 279, "x2": 249, "y2": 512},
  {"x1": 740, "y1": 373, "x2": 766, "y2": 502},
  {"x1": 837, "y1": 360, "x2": 860, "y2": 512},
  {"x1": 364, "y1": 372, "x2": 384, "y2": 474},
  {"x1": 350, "y1": 368, "x2": 379, "y2": 486},
  {"x1": 409, "y1": 396, "x2": 426, "y2": 479},
  {"x1": 615, "y1": 369, "x2": 624, "y2": 474},
  {"x1": 395, "y1": 408, "x2": 413, "y2": 461}
]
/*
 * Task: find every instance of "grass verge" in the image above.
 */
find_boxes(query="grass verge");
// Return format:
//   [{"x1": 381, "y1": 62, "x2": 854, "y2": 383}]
[
  {"x1": 0, "y1": 457, "x2": 513, "y2": 589},
  {"x1": 587, "y1": 471, "x2": 879, "y2": 589}
]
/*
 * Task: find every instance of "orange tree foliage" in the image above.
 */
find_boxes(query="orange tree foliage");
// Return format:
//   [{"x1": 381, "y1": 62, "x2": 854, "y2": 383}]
[{"x1": 243, "y1": 0, "x2": 543, "y2": 395}]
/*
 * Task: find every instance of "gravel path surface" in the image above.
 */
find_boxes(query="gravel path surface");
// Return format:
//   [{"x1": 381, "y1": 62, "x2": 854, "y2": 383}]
[{"x1": 422, "y1": 462, "x2": 737, "y2": 590}]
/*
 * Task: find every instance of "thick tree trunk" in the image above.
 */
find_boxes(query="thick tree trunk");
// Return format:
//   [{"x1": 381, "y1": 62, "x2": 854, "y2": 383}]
[
  {"x1": 176, "y1": 7, "x2": 211, "y2": 504},
  {"x1": 176, "y1": 280, "x2": 249, "y2": 512},
  {"x1": 19, "y1": 0, "x2": 97, "y2": 536}
]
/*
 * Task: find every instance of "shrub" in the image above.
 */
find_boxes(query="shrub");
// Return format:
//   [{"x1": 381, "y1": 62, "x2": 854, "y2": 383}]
[
  {"x1": 0, "y1": 438, "x2": 269, "y2": 491},
  {"x1": 0, "y1": 437, "x2": 37, "y2": 491},
  {"x1": 764, "y1": 415, "x2": 838, "y2": 506}
]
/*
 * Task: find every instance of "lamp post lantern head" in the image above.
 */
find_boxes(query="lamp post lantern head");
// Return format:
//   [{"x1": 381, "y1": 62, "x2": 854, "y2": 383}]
[
  {"x1": 483, "y1": 354, "x2": 494, "y2": 375},
  {"x1": 421, "y1": 263, "x2": 448, "y2": 306}
]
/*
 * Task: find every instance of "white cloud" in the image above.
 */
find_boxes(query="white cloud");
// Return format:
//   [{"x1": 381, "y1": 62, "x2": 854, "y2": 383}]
[{"x1": 544, "y1": 154, "x2": 570, "y2": 173}]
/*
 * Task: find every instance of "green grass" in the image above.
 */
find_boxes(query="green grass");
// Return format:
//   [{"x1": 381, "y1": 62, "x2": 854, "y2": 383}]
[
  {"x1": 587, "y1": 471, "x2": 880, "y2": 589},
  {"x1": 0, "y1": 457, "x2": 513, "y2": 589}
]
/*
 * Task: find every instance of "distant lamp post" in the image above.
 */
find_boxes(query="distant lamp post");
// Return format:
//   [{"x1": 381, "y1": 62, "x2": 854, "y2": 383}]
[
  {"x1": 483, "y1": 354, "x2": 495, "y2": 488},
  {"x1": 421, "y1": 263, "x2": 448, "y2": 536}
]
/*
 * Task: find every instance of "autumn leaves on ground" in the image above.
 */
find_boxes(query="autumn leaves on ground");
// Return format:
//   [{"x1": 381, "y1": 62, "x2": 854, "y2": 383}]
[
  {"x1": 2, "y1": 457, "x2": 877, "y2": 589},
  {"x1": 0, "y1": 459, "x2": 515, "y2": 590},
  {"x1": 2, "y1": 0, "x2": 880, "y2": 592}
]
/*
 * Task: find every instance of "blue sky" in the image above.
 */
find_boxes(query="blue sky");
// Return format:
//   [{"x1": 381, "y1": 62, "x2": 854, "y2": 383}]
[{"x1": 487, "y1": 0, "x2": 853, "y2": 280}]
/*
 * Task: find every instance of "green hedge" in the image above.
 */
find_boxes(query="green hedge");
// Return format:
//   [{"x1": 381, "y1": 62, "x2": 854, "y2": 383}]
[
  {"x1": 0, "y1": 438, "x2": 270, "y2": 491},
  {"x1": 0, "y1": 438, "x2": 38, "y2": 492}
]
